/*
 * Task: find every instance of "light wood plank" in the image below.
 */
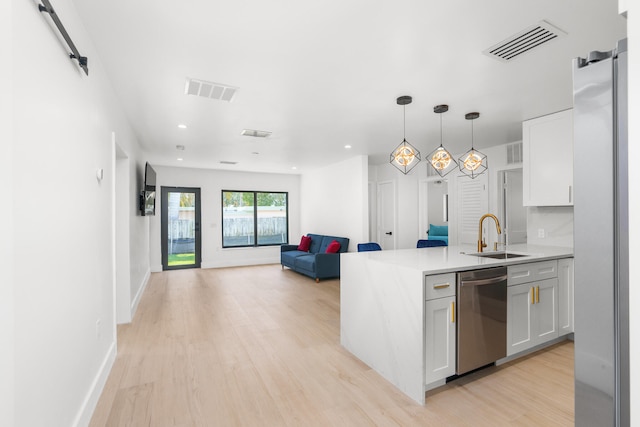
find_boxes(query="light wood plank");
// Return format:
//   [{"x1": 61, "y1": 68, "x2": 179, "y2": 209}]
[{"x1": 90, "y1": 265, "x2": 574, "y2": 426}]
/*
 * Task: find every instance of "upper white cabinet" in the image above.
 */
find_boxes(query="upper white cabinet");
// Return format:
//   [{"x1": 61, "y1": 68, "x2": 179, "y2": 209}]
[{"x1": 522, "y1": 109, "x2": 574, "y2": 206}]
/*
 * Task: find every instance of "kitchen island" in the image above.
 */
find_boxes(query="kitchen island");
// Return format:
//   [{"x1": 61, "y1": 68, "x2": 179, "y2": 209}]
[{"x1": 340, "y1": 244, "x2": 573, "y2": 405}]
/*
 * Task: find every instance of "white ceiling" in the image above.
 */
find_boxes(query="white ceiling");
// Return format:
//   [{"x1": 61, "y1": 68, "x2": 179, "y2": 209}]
[{"x1": 73, "y1": 0, "x2": 626, "y2": 174}]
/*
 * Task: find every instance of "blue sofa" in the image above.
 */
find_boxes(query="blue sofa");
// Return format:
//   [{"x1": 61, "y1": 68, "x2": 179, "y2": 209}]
[{"x1": 281, "y1": 233, "x2": 350, "y2": 282}]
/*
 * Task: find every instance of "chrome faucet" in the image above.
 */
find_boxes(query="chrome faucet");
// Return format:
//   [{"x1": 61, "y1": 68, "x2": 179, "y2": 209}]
[{"x1": 478, "y1": 214, "x2": 502, "y2": 252}]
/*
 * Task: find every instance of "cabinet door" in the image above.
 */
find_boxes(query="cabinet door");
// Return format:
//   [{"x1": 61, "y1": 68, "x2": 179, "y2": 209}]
[
  {"x1": 558, "y1": 258, "x2": 574, "y2": 335},
  {"x1": 523, "y1": 109, "x2": 573, "y2": 206},
  {"x1": 425, "y1": 296, "x2": 456, "y2": 384},
  {"x1": 532, "y1": 278, "x2": 559, "y2": 345},
  {"x1": 507, "y1": 283, "x2": 534, "y2": 356}
]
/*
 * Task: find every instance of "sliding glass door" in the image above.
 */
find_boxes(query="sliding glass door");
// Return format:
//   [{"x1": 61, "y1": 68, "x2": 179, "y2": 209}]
[{"x1": 161, "y1": 187, "x2": 201, "y2": 270}]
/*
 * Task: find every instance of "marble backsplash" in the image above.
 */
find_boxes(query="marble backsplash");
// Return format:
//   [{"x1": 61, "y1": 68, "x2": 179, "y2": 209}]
[{"x1": 526, "y1": 206, "x2": 574, "y2": 247}]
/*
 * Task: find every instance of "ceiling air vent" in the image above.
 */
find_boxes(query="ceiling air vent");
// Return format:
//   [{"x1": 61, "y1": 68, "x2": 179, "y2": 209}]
[
  {"x1": 241, "y1": 129, "x2": 272, "y2": 138},
  {"x1": 219, "y1": 161, "x2": 238, "y2": 165},
  {"x1": 483, "y1": 20, "x2": 567, "y2": 62},
  {"x1": 185, "y1": 78, "x2": 238, "y2": 102}
]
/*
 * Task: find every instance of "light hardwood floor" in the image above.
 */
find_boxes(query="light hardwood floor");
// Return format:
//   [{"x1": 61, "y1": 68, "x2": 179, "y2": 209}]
[{"x1": 90, "y1": 265, "x2": 574, "y2": 426}]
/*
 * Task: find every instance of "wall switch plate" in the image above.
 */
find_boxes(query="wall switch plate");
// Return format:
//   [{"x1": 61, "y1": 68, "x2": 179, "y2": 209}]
[{"x1": 538, "y1": 228, "x2": 545, "y2": 238}]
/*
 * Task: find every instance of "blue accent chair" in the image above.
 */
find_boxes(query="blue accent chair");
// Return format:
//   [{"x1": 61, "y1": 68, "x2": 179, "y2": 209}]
[
  {"x1": 357, "y1": 242, "x2": 382, "y2": 252},
  {"x1": 417, "y1": 239, "x2": 447, "y2": 248},
  {"x1": 427, "y1": 224, "x2": 449, "y2": 245}
]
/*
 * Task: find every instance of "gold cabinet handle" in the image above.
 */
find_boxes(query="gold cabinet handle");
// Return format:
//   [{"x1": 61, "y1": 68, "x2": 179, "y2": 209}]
[
  {"x1": 531, "y1": 287, "x2": 535, "y2": 305},
  {"x1": 535, "y1": 286, "x2": 540, "y2": 304},
  {"x1": 451, "y1": 301, "x2": 455, "y2": 323},
  {"x1": 433, "y1": 283, "x2": 450, "y2": 289}
]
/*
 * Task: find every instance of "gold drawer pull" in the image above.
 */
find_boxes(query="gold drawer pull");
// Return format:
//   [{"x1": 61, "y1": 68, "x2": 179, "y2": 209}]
[
  {"x1": 531, "y1": 287, "x2": 535, "y2": 305},
  {"x1": 451, "y1": 302, "x2": 455, "y2": 323},
  {"x1": 535, "y1": 286, "x2": 540, "y2": 303},
  {"x1": 433, "y1": 283, "x2": 450, "y2": 289}
]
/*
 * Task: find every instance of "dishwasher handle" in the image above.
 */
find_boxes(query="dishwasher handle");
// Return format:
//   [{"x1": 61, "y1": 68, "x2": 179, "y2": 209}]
[{"x1": 459, "y1": 274, "x2": 508, "y2": 287}]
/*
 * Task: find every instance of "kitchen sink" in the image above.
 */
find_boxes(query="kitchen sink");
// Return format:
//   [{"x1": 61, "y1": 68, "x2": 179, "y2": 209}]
[{"x1": 468, "y1": 251, "x2": 529, "y2": 260}]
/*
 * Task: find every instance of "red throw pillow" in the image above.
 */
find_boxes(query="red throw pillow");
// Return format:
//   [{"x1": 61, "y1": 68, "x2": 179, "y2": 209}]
[
  {"x1": 325, "y1": 240, "x2": 341, "y2": 253},
  {"x1": 297, "y1": 235, "x2": 312, "y2": 252}
]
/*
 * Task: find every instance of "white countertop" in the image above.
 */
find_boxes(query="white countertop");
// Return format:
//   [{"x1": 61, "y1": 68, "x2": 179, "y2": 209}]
[{"x1": 342, "y1": 243, "x2": 573, "y2": 275}]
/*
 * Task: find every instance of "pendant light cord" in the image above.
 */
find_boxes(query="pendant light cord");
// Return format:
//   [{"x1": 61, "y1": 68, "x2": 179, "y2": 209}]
[
  {"x1": 403, "y1": 105, "x2": 406, "y2": 141},
  {"x1": 471, "y1": 120, "x2": 474, "y2": 150},
  {"x1": 439, "y1": 112, "x2": 443, "y2": 147}
]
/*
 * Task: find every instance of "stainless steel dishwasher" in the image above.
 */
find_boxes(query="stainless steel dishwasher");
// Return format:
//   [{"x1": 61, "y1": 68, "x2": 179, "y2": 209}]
[{"x1": 456, "y1": 266, "x2": 508, "y2": 375}]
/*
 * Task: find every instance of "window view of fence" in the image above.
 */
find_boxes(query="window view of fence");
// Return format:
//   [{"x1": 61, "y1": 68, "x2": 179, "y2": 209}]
[
  {"x1": 167, "y1": 191, "x2": 196, "y2": 266},
  {"x1": 222, "y1": 191, "x2": 288, "y2": 248}
]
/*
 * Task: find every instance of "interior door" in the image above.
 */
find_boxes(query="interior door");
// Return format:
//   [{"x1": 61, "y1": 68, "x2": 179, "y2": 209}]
[
  {"x1": 377, "y1": 181, "x2": 395, "y2": 249},
  {"x1": 161, "y1": 187, "x2": 201, "y2": 270},
  {"x1": 456, "y1": 174, "x2": 488, "y2": 245}
]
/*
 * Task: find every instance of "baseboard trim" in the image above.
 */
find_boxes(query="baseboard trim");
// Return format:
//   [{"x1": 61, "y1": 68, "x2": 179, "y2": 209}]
[
  {"x1": 496, "y1": 335, "x2": 571, "y2": 366},
  {"x1": 202, "y1": 256, "x2": 279, "y2": 269},
  {"x1": 131, "y1": 267, "x2": 150, "y2": 318},
  {"x1": 150, "y1": 264, "x2": 163, "y2": 273},
  {"x1": 72, "y1": 340, "x2": 116, "y2": 427}
]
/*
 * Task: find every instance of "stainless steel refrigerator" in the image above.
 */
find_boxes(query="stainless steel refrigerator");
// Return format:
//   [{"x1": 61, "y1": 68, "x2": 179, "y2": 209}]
[{"x1": 573, "y1": 38, "x2": 628, "y2": 426}]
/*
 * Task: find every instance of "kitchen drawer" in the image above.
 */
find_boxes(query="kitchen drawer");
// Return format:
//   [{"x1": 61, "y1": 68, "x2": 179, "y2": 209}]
[
  {"x1": 425, "y1": 273, "x2": 456, "y2": 300},
  {"x1": 508, "y1": 260, "x2": 558, "y2": 286}
]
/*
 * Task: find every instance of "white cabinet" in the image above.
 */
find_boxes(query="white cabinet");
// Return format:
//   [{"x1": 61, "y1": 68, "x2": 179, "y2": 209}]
[
  {"x1": 424, "y1": 296, "x2": 456, "y2": 384},
  {"x1": 507, "y1": 259, "x2": 563, "y2": 356},
  {"x1": 522, "y1": 109, "x2": 573, "y2": 206},
  {"x1": 558, "y1": 258, "x2": 574, "y2": 335},
  {"x1": 424, "y1": 273, "x2": 456, "y2": 385},
  {"x1": 507, "y1": 278, "x2": 559, "y2": 356},
  {"x1": 507, "y1": 260, "x2": 558, "y2": 285}
]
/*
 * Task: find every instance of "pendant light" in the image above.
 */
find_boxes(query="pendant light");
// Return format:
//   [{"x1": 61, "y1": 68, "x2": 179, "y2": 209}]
[
  {"x1": 458, "y1": 112, "x2": 488, "y2": 178},
  {"x1": 390, "y1": 96, "x2": 421, "y2": 174},
  {"x1": 427, "y1": 104, "x2": 458, "y2": 177}
]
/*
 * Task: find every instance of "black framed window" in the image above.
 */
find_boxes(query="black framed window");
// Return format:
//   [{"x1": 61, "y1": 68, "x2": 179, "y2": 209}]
[{"x1": 221, "y1": 191, "x2": 288, "y2": 248}]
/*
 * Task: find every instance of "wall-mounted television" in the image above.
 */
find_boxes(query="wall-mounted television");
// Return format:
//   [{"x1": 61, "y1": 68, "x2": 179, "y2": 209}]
[{"x1": 140, "y1": 162, "x2": 157, "y2": 216}]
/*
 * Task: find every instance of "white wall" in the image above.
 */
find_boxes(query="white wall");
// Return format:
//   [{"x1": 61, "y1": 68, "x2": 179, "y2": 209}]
[
  {"x1": 11, "y1": 0, "x2": 147, "y2": 425},
  {"x1": 128, "y1": 159, "x2": 152, "y2": 317},
  {"x1": 300, "y1": 156, "x2": 369, "y2": 251},
  {"x1": 149, "y1": 166, "x2": 301, "y2": 270},
  {"x1": 1, "y1": 0, "x2": 14, "y2": 425}
]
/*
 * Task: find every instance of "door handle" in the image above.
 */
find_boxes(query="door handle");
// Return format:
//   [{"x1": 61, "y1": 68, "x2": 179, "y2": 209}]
[{"x1": 385, "y1": 232, "x2": 392, "y2": 235}]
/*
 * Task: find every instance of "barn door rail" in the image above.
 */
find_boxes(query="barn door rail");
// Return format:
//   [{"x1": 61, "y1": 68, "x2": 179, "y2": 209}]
[{"x1": 38, "y1": 0, "x2": 89, "y2": 75}]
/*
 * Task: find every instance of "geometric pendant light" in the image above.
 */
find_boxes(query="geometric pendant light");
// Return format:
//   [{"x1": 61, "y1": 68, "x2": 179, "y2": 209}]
[
  {"x1": 390, "y1": 95, "x2": 422, "y2": 174},
  {"x1": 427, "y1": 104, "x2": 458, "y2": 177},
  {"x1": 458, "y1": 112, "x2": 488, "y2": 178}
]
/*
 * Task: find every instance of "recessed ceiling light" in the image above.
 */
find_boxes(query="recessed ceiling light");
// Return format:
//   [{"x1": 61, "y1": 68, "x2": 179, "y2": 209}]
[
  {"x1": 291, "y1": 166, "x2": 297, "y2": 170},
  {"x1": 344, "y1": 145, "x2": 352, "y2": 149},
  {"x1": 178, "y1": 124, "x2": 187, "y2": 129},
  {"x1": 177, "y1": 158, "x2": 183, "y2": 161},
  {"x1": 241, "y1": 129, "x2": 272, "y2": 138}
]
